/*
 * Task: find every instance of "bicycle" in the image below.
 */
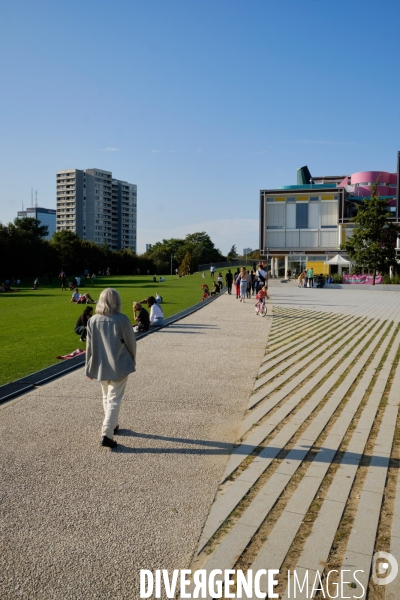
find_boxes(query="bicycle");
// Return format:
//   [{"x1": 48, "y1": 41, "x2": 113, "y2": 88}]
[{"x1": 255, "y1": 297, "x2": 267, "y2": 317}]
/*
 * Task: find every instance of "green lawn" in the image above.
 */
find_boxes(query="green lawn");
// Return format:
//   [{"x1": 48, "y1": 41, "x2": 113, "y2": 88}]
[{"x1": 0, "y1": 271, "x2": 234, "y2": 386}]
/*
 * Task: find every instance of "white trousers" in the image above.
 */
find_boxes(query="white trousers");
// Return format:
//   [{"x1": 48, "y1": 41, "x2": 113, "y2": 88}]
[{"x1": 99, "y1": 376, "x2": 129, "y2": 439}]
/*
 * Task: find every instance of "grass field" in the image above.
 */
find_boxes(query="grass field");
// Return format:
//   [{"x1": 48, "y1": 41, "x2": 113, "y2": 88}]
[{"x1": 0, "y1": 270, "x2": 236, "y2": 386}]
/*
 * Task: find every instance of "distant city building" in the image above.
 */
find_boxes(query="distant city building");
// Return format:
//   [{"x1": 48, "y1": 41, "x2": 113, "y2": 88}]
[
  {"x1": 146, "y1": 244, "x2": 152, "y2": 251},
  {"x1": 56, "y1": 168, "x2": 137, "y2": 252},
  {"x1": 243, "y1": 247, "x2": 252, "y2": 256},
  {"x1": 17, "y1": 207, "x2": 56, "y2": 239},
  {"x1": 260, "y1": 154, "x2": 400, "y2": 277}
]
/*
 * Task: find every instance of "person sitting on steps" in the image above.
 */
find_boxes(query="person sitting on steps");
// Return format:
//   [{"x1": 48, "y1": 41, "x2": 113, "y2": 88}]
[
  {"x1": 74, "y1": 306, "x2": 94, "y2": 342},
  {"x1": 132, "y1": 302, "x2": 150, "y2": 332},
  {"x1": 211, "y1": 281, "x2": 220, "y2": 295},
  {"x1": 147, "y1": 296, "x2": 164, "y2": 327}
]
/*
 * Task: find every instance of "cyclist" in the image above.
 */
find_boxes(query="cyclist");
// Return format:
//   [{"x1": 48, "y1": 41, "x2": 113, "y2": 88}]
[{"x1": 255, "y1": 286, "x2": 268, "y2": 316}]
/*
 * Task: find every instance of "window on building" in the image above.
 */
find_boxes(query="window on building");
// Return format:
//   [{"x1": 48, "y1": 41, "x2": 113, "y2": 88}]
[
  {"x1": 321, "y1": 202, "x2": 338, "y2": 227},
  {"x1": 296, "y1": 203, "x2": 308, "y2": 229},
  {"x1": 266, "y1": 203, "x2": 285, "y2": 229}
]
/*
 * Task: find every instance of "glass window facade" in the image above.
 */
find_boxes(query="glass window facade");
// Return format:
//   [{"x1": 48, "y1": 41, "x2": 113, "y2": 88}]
[{"x1": 296, "y1": 203, "x2": 308, "y2": 228}]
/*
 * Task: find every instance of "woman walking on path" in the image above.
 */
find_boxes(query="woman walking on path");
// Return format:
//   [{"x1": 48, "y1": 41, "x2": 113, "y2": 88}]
[
  {"x1": 85, "y1": 288, "x2": 136, "y2": 449},
  {"x1": 233, "y1": 268, "x2": 241, "y2": 299},
  {"x1": 236, "y1": 267, "x2": 250, "y2": 302}
]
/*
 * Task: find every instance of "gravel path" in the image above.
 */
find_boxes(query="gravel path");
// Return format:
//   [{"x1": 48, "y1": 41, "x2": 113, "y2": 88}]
[{"x1": 0, "y1": 292, "x2": 270, "y2": 600}]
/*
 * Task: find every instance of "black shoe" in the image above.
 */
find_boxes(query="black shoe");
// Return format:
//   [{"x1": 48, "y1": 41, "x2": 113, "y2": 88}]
[
  {"x1": 114, "y1": 424, "x2": 119, "y2": 434},
  {"x1": 101, "y1": 436, "x2": 117, "y2": 448}
]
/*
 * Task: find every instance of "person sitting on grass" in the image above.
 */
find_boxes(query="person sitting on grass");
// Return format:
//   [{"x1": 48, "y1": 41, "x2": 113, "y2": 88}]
[
  {"x1": 202, "y1": 283, "x2": 210, "y2": 301},
  {"x1": 210, "y1": 281, "x2": 220, "y2": 295},
  {"x1": 74, "y1": 306, "x2": 94, "y2": 342},
  {"x1": 132, "y1": 302, "x2": 150, "y2": 332},
  {"x1": 155, "y1": 292, "x2": 163, "y2": 304},
  {"x1": 147, "y1": 296, "x2": 164, "y2": 327},
  {"x1": 0, "y1": 282, "x2": 20, "y2": 292},
  {"x1": 32, "y1": 277, "x2": 39, "y2": 290},
  {"x1": 70, "y1": 288, "x2": 97, "y2": 304}
]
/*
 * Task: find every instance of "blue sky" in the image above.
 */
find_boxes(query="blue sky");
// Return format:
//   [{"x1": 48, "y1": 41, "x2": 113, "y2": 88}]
[{"x1": 1, "y1": 0, "x2": 400, "y2": 254}]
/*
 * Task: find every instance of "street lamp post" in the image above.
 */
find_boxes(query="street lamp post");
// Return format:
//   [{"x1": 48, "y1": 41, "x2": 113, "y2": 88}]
[{"x1": 170, "y1": 254, "x2": 174, "y2": 276}]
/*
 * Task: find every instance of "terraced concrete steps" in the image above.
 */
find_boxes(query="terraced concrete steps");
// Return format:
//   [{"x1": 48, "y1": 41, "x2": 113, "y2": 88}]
[
  {"x1": 197, "y1": 320, "x2": 393, "y2": 560},
  {"x1": 186, "y1": 301, "x2": 400, "y2": 600},
  {"x1": 222, "y1": 317, "x2": 380, "y2": 481}
]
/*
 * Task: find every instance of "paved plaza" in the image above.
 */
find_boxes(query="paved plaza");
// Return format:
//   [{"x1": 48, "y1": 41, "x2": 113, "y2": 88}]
[{"x1": 1, "y1": 282, "x2": 400, "y2": 599}]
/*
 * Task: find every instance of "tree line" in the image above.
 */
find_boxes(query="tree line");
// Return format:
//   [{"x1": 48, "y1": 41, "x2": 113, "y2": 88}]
[
  {"x1": 0, "y1": 217, "x2": 229, "y2": 279},
  {"x1": 142, "y1": 232, "x2": 225, "y2": 275}
]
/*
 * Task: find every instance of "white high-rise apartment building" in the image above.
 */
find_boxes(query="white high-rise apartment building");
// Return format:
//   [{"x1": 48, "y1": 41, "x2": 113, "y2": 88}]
[{"x1": 56, "y1": 168, "x2": 137, "y2": 252}]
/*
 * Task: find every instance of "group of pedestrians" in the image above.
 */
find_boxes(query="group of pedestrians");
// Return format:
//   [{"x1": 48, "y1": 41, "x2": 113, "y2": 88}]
[
  {"x1": 78, "y1": 264, "x2": 275, "y2": 450},
  {"x1": 286, "y1": 266, "x2": 330, "y2": 288},
  {"x1": 297, "y1": 268, "x2": 314, "y2": 288},
  {"x1": 223, "y1": 265, "x2": 269, "y2": 302}
]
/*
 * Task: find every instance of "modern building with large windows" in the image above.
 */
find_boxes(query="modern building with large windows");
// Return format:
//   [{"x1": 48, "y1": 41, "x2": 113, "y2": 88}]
[
  {"x1": 17, "y1": 207, "x2": 56, "y2": 239},
  {"x1": 260, "y1": 156, "x2": 400, "y2": 276},
  {"x1": 56, "y1": 168, "x2": 137, "y2": 252}
]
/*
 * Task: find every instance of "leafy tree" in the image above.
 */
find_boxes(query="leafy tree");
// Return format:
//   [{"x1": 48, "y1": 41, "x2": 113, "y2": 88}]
[
  {"x1": 0, "y1": 217, "x2": 52, "y2": 278},
  {"x1": 182, "y1": 232, "x2": 225, "y2": 266},
  {"x1": 144, "y1": 238, "x2": 186, "y2": 273},
  {"x1": 250, "y1": 249, "x2": 261, "y2": 260},
  {"x1": 341, "y1": 183, "x2": 400, "y2": 285},
  {"x1": 13, "y1": 217, "x2": 48, "y2": 239},
  {"x1": 144, "y1": 232, "x2": 224, "y2": 274},
  {"x1": 179, "y1": 250, "x2": 193, "y2": 275},
  {"x1": 50, "y1": 230, "x2": 83, "y2": 275},
  {"x1": 110, "y1": 247, "x2": 136, "y2": 275},
  {"x1": 227, "y1": 245, "x2": 238, "y2": 261}
]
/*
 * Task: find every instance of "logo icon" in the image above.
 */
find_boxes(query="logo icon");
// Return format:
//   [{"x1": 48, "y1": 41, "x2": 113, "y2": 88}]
[{"x1": 372, "y1": 551, "x2": 398, "y2": 586}]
